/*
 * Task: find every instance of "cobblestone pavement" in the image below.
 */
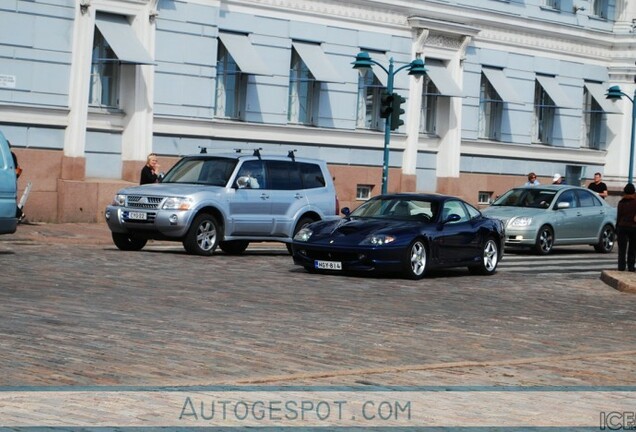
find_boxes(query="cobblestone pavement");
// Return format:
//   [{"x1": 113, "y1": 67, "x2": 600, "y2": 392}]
[
  {"x1": 0, "y1": 224, "x2": 635, "y2": 428},
  {"x1": 0, "y1": 224, "x2": 633, "y2": 388}
]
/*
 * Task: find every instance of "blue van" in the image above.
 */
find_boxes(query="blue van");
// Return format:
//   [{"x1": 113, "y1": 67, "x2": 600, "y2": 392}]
[{"x1": 0, "y1": 131, "x2": 17, "y2": 234}]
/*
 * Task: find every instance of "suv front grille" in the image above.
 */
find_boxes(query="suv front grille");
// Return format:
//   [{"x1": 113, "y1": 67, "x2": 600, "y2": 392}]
[{"x1": 126, "y1": 195, "x2": 163, "y2": 209}]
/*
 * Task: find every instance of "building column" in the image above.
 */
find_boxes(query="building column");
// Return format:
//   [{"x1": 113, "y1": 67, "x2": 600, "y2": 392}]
[
  {"x1": 121, "y1": 7, "x2": 157, "y2": 183},
  {"x1": 62, "y1": 4, "x2": 95, "y2": 180}
]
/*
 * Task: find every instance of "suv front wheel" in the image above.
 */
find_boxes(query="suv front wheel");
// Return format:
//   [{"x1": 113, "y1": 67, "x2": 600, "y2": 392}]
[{"x1": 183, "y1": 213, "x2": 220, "y2": 256}]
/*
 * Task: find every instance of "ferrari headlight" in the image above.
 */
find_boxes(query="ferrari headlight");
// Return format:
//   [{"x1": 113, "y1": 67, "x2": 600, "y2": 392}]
[
  {"x1": 294, "y1": 227, "x2": 313, "y2": 242},
  {"x1": 162, "y1": 197, "x2": 193, "y2": 210},
  {"x1": 112, "y1": 194, "x2": 126, "y2": 206},
  {"x1": 362, "y1": 234, "x2": 396, "y2": 246},
  {"x1": 508, "y1": 217, "x2": 533, "y2": 227}
]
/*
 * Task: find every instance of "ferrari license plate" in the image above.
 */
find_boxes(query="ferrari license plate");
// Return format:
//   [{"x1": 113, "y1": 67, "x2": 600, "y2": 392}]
[
  {"x1": 315, "y1": 260, "x2": 342, "y2": 271},
  {"x1": 127, "y1": 211, "x2": 147, "y2": 220}
]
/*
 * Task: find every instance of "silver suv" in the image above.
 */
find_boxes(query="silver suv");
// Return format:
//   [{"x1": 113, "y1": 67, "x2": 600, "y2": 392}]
[{"x1": 105, "y1": 150, "x2": 339, "y2": 255}]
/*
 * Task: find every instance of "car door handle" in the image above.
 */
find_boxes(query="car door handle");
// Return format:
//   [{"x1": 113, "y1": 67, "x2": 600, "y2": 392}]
[{"x1": 260, "y1": 193, "x2": 270, "y2": 200}]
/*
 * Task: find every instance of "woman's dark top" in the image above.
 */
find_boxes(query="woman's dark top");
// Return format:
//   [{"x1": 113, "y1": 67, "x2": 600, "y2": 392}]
[{"x1": 140, "y1": 165, "x2": 158, "y2": 185}]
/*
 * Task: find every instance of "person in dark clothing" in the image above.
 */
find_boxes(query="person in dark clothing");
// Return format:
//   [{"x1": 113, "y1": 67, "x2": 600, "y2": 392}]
[
  {"x1": 140, "y1": 153, "x2": 161, "y2": 185},
  {"x1": 588, "y1": 172, "x2": 608, "y2": 199},
  {"x1": 616, "y1": 183, "x2": 636, "y2": 271},
  {"x1": 8, "y1": 141, "x2": 24, "y2": 221}
]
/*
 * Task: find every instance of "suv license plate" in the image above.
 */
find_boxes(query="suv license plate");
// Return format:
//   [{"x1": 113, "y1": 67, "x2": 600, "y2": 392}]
[
  {"x1": 315, "y1": 260, "x2": 342, "y2": 271},
  {"x1": 128, "y1": 211, "x2": 147, "y2": 220}
]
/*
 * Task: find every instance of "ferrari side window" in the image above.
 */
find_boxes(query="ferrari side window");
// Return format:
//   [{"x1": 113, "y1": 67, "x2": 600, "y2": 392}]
[{"x1": 442, "y1": 200, "x2": 469, "y2": 224}]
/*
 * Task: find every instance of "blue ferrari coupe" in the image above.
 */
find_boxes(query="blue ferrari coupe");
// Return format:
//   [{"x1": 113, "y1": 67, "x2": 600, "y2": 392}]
[{"x1": 292, "y1": 193, "x2": 505, "y2": 279}]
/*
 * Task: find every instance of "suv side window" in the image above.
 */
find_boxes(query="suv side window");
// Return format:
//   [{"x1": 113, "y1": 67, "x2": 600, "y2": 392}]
[
  {"x1": 235, "y1": 160, "x2": 265, "y2": 189},
  {"x1": 266, "y1": 160, "x2": 302, "y2": 190},
  {"x1": 299, "y1": 162, "x2": 326, "y2": 189}
]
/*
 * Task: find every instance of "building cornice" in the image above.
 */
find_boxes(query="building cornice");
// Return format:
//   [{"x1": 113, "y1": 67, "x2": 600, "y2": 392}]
[{"x1": 462, "y1": 140, "x2": 607, "y2": 165}]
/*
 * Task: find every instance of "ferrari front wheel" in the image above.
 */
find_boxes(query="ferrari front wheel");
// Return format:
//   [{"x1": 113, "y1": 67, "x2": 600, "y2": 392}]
[
  {"x1": 469, "y1": 237, "x2": 499, "y2": 275},
  {"x1": 403, "y1": 239, "x2": 427, "y2": 280}
]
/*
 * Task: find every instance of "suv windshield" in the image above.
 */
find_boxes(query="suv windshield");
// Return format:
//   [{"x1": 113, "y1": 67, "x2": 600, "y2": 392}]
[
  {"x1": 161, "y1": 157, "x2": 238, "y2": 186},
  {"x1": 492, "y1": 188, "x2": 557, "y2": 209}
]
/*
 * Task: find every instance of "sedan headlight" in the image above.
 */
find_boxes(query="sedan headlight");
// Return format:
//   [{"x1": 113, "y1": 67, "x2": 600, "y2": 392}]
[
  {"x1": 508, "y1": 217, "x2": 533, "y2": 227},
  {"x1": 361, "y1": 234, "x2": 396, "y2": 246},
  {"x1": 162, "y1": 197, "x2": 193, "y2": 210},
  {"x1": 112, "y1": 194, "x2": 126, "y2": 206},
  {"x1": 294, "y1": 227, "x2": 313, "y2": 242}
]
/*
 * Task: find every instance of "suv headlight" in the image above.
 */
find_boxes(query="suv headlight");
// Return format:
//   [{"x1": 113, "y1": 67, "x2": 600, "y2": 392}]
[
  {"x1": 112, "y1": 194, "x2": 126, "y2": 206},
  {"x1": 162, "y1": 197, "x2": 193, "y2": 210},
  {"x1": 294, "y1": 227, "x2": 313, "y2": 242},
  {"x1": 361, "y1": 234, "x2": 396, "y2": 246},
  {"x1": 508, "y1": 217, "x2": 532, "y2": 227}
]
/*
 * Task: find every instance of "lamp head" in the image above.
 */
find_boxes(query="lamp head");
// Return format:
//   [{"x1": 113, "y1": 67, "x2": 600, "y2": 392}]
[
  {"x1": 352, "y1": 51, "x2": 374, "y2": 70},
  {"x1": 407, "y1": 58, "x2": 427, "y2": 77},
  {"x1": 606, "y1": 85, "x2": 625, "y2": 101}
]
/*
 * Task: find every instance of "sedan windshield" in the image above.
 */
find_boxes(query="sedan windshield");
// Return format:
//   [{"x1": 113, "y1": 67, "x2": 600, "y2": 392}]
[
  {"x1": 350, "y1": 197, "x2": 438, "y2": 221},
  {"x1": 161, "y1": 157, "x2": 237, "y2": 186},
  {"x1": 492, "y1": 188, "x2": 557, "y2": 208}
]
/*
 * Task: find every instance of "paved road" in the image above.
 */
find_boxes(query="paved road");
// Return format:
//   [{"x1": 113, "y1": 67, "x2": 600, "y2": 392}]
[{"x1": 0, "y1": 240, "x2": 631, "y2": 388}]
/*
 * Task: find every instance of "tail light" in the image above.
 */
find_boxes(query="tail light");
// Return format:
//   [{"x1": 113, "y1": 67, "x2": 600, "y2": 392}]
[{"x1": 335, "y1": 196, "x2": 340, "y2": 215}]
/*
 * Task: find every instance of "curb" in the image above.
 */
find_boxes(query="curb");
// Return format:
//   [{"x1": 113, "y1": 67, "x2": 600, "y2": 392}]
[{"x1": 601, "y1": 270, "x2": 636, "y2": 293}]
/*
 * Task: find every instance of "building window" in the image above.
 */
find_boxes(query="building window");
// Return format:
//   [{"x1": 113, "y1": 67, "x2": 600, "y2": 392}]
[
  {"x1": 592, "y1": 0, "x2": 609, "y2": 18},
  {"x1": 533, "y1": 81, "x2": 555, "y2": 144},
  {"x1": 479, "y1": 74, "x2": 503, "y2": 140},
  {"x1": 544, "y1": 0, "x2": 560, "y2": 9},
  {"x1": 356, "y1": 69, "x2": 384, "y2": 131},
  {"x1": 288, "y1": 49, "x2": 318, "y2": 125},
  {"x1": 356, "y1": 184, "x2": 373, "y2": 200},
  {"x1": 215, "y1": 43, "x2": 246, "y2": 119},
  {"x1": 478, "y1": 191, "x2": 493, "y2": 205},
  {"x1": 583, "y1": 88, "x2": 603, "y2": 150},
  {"x1": 420, "y1": 76, "x2": 438, "y2": 135},
  {"x1": 89, "y1": 29, "x2": 120, "y2": 107}
]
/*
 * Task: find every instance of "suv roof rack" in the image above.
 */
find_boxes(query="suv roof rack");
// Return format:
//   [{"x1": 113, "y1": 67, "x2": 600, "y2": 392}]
[{"x1": 287, "y1": 149, "x2": 297, "y2": 162}]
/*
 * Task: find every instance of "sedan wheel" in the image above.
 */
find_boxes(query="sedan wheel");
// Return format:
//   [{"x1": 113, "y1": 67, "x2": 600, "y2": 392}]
[
  {"x1": 469, "y1": 238, "x2": 499, "y2": 275},
  {"x1": 403, "y1": 239, "x2": 427, "y2": 280},
  {"x1": 183, "y1": 214, "x2": 220, "y2": 256},
  {"x1": 534, "y1": 225, "x2": 554, "y2": 255},
  {"x1": 594, "y1": 224, "x2": 615, "y2": 253}
]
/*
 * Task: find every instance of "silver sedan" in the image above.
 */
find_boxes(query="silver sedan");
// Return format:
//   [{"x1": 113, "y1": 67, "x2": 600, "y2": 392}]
[{"x1": 482, "y1": 185, "x2": 616, "y2": 254}]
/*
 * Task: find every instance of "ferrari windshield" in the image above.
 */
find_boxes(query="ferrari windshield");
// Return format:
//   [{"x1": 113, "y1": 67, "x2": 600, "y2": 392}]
[
  {"x1": 350, "y1": 197, "x2": 439, "y2": 221},
  {"x1": 491, "y1": 188, "x2": 557, "y2": 208},
  {"x1": 161, "y1": 157, "x2": 238, "y2": 186}
]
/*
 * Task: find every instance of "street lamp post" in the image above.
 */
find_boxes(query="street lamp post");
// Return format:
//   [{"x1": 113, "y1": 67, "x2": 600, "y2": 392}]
[
  {"x1": 352, "y1": 52, "x2": 427, "y2": 194},
  {"x1": 606, "y1": 85, "x2": 636, "y2": 184}
]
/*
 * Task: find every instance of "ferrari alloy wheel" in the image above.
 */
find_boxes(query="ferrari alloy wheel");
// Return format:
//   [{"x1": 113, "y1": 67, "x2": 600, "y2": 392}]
[
  {"x1": 594, "y1": 224, "x2": 615, "y2": 253},
  {"x1": 534, "y1": 225, "x2": 554, "y2": 255},
  {"x1": 183, "y1": 213, "x2": 220, "y2": 256},
  {"x1": 403, "y1": 239, "x2": 427, "y2": 280},
  {"x1": 469, "y1": 238, "x2": 499, "y2": 275}
]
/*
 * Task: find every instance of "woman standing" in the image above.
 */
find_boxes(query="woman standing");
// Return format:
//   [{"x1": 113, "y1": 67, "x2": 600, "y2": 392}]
[
  {"x1": 616, "y1": 183, "x2": 636, "y2": 271},
  {"x1": 140, "y1": 153, "x2": 161, "y2": 185}
]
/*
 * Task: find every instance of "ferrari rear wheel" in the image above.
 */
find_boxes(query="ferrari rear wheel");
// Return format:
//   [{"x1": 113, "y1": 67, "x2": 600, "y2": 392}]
[
  {"x1": 403, "y1": 239, "x2": 427, "y2": 280},
  {"x1": 469, "y1": 237, "x2": 499, "y2": 275}
]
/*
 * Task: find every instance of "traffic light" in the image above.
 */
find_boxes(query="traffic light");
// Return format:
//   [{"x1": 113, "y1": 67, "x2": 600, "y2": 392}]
[
  {"x1": 380, "y1": 92, "x2": 394, "y2": 118},
  {"x1": 390, "y1": 93, "x2": 406, "y2": 131}
]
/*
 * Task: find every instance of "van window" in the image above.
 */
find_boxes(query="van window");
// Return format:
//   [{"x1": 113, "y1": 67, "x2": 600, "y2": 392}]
[
  {"x1": 266, "y1": 161, "x2": 302, "y2": 190},
  {"x1": 300, "y1": 162, "x2": 326, "y2": 189}
]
